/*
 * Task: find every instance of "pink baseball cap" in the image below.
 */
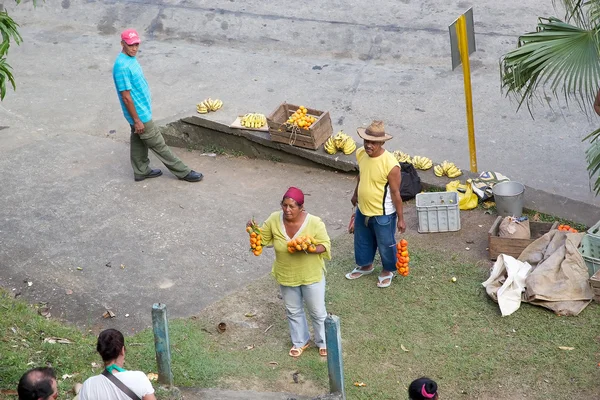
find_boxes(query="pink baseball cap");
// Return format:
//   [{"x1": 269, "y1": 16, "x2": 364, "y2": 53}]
[{"x1": 121, "y1": 29, "x2": 141, "y2": 45}]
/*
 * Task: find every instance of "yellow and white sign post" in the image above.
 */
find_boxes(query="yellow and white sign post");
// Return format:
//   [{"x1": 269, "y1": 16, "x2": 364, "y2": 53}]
[{"x1": 449, "y1": 8, "x2": 477, "y2": 172}]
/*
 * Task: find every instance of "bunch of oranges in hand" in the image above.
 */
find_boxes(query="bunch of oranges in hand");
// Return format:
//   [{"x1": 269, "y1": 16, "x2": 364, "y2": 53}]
[
  {"x1": 396, "y1": 239, "x2": 409, "y2": 276},
  {"x1": 557, "y1": 224, "x2": 578, "y2": 233},
  {"x1": 286, "y1": 106, "x2": 317, "y2": 130},
  {"x1": 247, "y1": 220, "x2": 263, "y2": 256},
  {"x1": 287, "y1": 235, "x2": 317, "y2": 254}
]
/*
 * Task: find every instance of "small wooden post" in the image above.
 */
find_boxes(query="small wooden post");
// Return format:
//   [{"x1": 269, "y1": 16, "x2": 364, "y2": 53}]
[
  {"x1": 325, "y1": 314, "x2": 345, "y2": 399},
  {"x1": 152, "y1": 303, "x2": 173, "y2": 386}
]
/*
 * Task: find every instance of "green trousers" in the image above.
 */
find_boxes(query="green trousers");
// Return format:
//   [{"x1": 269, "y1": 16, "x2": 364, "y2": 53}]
[{"x1": 130, "y1": 120, "x2": 191, "y2": 179}]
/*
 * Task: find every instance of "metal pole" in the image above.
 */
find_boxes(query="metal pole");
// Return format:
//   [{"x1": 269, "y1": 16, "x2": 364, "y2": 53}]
[
  {"x1": 456, "y1": 15, "x2": 478, "y2": 173},
  {"x1": 152, "y1": 303, "x2": 173, "y2": 386},
  {"x1": 325, "y1": 314, "x2": 345, "y2": 399}
]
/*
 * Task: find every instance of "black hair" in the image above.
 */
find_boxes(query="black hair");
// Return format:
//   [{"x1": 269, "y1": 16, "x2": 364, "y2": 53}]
[
  {"x1": 17, "y1": 367, "x2": 56, "y2": 400},
  {"x1": 97, "y1": 328, "x2": 125, "y2": 362},
  {"x1": 408, "y1": 377, "x2": 438, "y2": 400}
]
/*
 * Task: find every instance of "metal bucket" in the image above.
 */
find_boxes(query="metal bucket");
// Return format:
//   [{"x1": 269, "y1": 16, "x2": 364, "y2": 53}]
[{"x1": 492, "y1": 181, "x2": 525, "y2": 217}]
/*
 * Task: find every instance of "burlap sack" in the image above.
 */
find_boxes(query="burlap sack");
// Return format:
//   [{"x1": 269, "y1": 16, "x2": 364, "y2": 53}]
[
  {"x1": 518, "y1": 231, "x2": 592, "y2": 316},
  {"x1": 499, "y1": 216, "x2": 530, "y2": 239}
]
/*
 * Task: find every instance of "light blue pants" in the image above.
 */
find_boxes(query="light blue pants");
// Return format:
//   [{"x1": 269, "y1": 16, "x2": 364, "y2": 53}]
[{"x1": 280, "y1": 276, "x2": 327, "y2": 349}]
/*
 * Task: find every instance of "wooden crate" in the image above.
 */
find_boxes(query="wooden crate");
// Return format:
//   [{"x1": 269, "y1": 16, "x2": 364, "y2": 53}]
[
  {"x1": 266, "y1": 102, "x2": 333, "y2": 150},
  {"x1": 488, "y1": 216, "x2": 558, "y2": 260},
  {"x1": 590, "y1": 270, "x2": 600, "y2": 303}
]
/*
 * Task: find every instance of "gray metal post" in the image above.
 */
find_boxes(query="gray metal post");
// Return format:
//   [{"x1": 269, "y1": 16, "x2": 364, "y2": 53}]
[
  {"x1": 325, "y1": 314, "x2": 345, "y2": 399},
  {"x1": 152, "y1": 303, "x2": 173, "y2": 386}
]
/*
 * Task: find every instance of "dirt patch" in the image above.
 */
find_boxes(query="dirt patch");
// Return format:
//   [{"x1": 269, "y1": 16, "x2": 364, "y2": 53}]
[{"x1": 193, "y1": 203, "x2": 499, "y2": 396}]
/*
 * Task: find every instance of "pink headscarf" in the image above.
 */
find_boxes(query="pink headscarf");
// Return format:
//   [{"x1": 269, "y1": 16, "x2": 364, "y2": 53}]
[
  {"x1": 421, "y1": 384, "x2": 436, "y2": 399},
  {"x1": 283, "y1": 187, "x2": 304, "y2": 206}
]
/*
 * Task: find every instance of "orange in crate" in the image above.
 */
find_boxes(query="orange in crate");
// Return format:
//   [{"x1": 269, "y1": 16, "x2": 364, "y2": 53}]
[{"x1": 396, "y1": 239, "x2": 409, "y2": 276}]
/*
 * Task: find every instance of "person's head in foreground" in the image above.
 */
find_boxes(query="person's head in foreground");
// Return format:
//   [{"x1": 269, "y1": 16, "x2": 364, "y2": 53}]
[
  {"x1": 408, "y1": 377, "x2": 438, "y2": 400},
  {"x1": 97, "y1": 328, "x2": 126, "y2": 364},
  {"x1": 18, "y1": 367, "x2": 58, "y2": 400}
]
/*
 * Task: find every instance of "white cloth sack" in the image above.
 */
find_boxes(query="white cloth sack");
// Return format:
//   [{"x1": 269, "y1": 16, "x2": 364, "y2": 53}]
[{"x1": 482, "y1": 254, "x2": 532, "y2": 316}]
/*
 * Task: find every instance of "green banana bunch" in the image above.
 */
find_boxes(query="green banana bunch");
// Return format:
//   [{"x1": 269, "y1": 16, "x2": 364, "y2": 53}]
[
  {"x1": 434, "y1": 160, "x2": 462, "y2": 178},
  {"x1": 323, "y1": 131, "x2": 357, "y2": 155},
  {"x1": 240, "y1": 113, "x2": 267, "y2": 128},
  {"x1": 412, "y1": 155, "x2": 433, "y2": 170},
  {"x1": 393, "y1": 150, "x2": 412, "y2": 163}
]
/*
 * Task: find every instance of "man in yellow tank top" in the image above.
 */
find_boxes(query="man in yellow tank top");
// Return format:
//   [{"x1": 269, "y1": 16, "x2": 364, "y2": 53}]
[{"x1": 345, "y1": 121, "x2": 406, "y2": 288}]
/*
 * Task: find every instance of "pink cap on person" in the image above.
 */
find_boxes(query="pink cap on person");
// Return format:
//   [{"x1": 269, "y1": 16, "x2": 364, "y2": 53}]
[{"x1": 121, "y1": 29, "x2": 141, "y2": 45}]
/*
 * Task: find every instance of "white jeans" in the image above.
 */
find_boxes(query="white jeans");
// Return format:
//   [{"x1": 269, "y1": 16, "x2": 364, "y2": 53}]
[{"x1": 280, "y1": 276, "x2": 327, "y2": 349}]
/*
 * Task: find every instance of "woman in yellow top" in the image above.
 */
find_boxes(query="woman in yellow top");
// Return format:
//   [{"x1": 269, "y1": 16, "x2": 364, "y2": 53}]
[{"x1": 252, "y1": 187, "x2": 331, "y2": 358}]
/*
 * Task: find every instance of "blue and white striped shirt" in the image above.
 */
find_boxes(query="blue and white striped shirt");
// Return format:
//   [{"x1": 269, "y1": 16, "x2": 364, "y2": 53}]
[{"x1": 113, "y1": 53, "x2": 152, "y2": 125}]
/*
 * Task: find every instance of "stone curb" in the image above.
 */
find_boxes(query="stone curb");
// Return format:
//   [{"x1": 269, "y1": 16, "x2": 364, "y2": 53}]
[{"x1": 158, "y1": 115, "x2": 600, "y2": 225}]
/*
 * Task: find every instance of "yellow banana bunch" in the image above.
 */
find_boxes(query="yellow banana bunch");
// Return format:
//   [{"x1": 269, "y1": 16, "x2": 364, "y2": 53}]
[
  {"x1": 446, "y1": 163, "x2": 462, "y2": 178},
  {"x1": 434, "y1": 160, "x2": 462, "y2": 178},
  {"x1": 412, "y1": 155, "x2": 433, "y2": 170},
  {"x1": 240, "y1": 113, "x2": 267, "y2": 128},
  {"x1": 197, "y1": 98, "x2": 223, "y2": 113},
  {"x1": 342, "y1": 139, "x2": 357, "y2": 155},
  {"x1": 323, "y1": 131, "x2": 357, "y2": 155},
  {"x1": 324, "y1": 136, "x2": 337, "y2": 154},
  {"x1": 196, "y1": 102, "x2": 208, "y2": 114},
  {"x1": 393, "y1": 150, "x2": 412, "y2": 163}
]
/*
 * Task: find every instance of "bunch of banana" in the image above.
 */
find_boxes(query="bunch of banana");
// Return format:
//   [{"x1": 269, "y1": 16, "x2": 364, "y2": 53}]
[
  {"x1": 197, "y1": 98, "x2": 223, "y2": 114},
  {"x1": 393, "y1": 150, "x2": 412, "y2": 163},
  {"x1": 335, "y1": 132, "x2": 357, "y2": 155},
  {"x1": 446, "y1": 163, "x2": 462, "y2": 178},
  {"x1": 412, "y1": 156, "x2": 433, "y2": 170},
  {"x1": 196, "y1": 102, "x2": 209, "y2": 114},
  {"x1": 240, "y1": 113, "x2": 267, "y2": 129},
  {"x1": 324, "y1": 136, "x2": 337, "y2": 154},
  {"x1": 434, "y1": 160, "x2": 462, "y2": 178},
  {"x1": 323, "y1": 131, "x2": 358, "y2": 155}
]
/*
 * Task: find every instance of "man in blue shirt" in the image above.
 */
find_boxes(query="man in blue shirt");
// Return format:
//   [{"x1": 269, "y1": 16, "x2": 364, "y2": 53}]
[{"x1": 113, "y1": 29, "x2": 203, "y2": 182}]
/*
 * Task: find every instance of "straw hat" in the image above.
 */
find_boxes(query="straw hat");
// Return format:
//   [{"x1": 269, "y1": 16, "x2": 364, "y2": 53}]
[{"x1": 356, "y1": 120, "x2": 393, "y2": 141}]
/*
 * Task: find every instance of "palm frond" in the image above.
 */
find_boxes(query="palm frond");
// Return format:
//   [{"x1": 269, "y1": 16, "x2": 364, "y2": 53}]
[
  {"x1": 585, "y1": 130, "x2": 600, "y2": 194},
  {"x1": 0, "y1": 11, "x2": 22, "y2": 56},
  {"x1": 553, "y1": 0, "x2": 589, "y2": 26},
  {"x1": 0, "y1": 56, "x2": 16, "y2": 100},
  {"x1": 500, "y1": 17, "x2": 600, "y2": 115}
]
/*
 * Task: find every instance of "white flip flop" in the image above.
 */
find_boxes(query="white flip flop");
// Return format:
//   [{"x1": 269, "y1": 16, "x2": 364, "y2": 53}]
[
  {"x1": 377, "y1": 272, "x2": 396, "y2": 288},
  {"x1": 345, "y1": 267, "x2": 375, "y2": 280}
]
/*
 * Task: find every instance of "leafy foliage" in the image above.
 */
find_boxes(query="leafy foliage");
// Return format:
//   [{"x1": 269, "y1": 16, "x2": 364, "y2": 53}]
[
  {"x1": 501, "y1": 1, "x2": 600, "y2": 194},
  {"x1": 0, "y1": 1, "x2": 39, "y2": 101}
]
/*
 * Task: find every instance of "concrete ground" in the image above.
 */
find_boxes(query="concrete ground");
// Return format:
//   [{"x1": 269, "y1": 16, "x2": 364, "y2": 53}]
[
  {"x1": 0, "y1": 126, "x2": 357, "y2": 333},
  {"x1": 2, "y1": 0, "x2": 600, "y2": 208}
]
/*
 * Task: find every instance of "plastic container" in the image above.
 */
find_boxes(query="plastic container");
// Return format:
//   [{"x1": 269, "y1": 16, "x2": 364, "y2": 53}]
[
  {"x1": 578, "y1": 234, "x2": 600, "y2": 277},
  {"x1": 492, "y1": 181, "x2": 525, "y2": 217},
  {"x1": 416, "y1": 192, "x2": 461, "y2": 233},
  {"x1": 587, "y1": 219, "x2": 600, "y2": 239}
]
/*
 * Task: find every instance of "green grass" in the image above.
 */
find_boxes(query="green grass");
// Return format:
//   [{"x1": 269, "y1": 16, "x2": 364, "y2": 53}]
[{"x1": 2, "y1": 235, "x2": 599, "y2": 399}]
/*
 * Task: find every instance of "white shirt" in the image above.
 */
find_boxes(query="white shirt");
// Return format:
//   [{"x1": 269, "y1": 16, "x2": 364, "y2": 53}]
[{"x1": 79, "y1": 371, "x2": 154, "y2": 400}]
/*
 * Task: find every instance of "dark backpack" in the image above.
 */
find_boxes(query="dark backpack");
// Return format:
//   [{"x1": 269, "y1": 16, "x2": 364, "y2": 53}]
[{"x1": 400, "y1": 162, "x2": 422, "y2": 201}]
